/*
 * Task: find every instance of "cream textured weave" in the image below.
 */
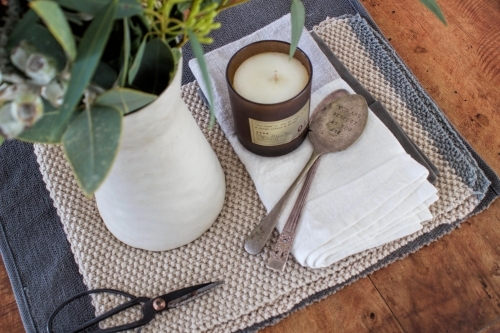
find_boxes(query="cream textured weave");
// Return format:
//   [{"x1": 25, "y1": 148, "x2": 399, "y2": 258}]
[{"x1": 33, "y1": 17, "x2": 481, "y2": 332}]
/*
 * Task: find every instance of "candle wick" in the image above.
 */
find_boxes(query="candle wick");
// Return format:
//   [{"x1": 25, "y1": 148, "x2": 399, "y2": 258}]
[{"x1": 274, "y1": 70, "x2": 278, "y2": 82}]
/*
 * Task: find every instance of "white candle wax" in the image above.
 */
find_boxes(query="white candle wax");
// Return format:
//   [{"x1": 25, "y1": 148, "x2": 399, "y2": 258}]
[{"x1": 233, "y1": 52, "x2": 309, "y2": 104}]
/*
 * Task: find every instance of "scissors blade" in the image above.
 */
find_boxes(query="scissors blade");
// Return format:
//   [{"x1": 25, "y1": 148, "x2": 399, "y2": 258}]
[{"x1": 165, "y1": 281, "x2": 224, "y2": 309}]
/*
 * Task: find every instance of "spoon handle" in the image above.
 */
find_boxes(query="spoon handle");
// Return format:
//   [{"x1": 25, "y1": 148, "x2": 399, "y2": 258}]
[
  {"x1": 244, "y1": 150, "x2": 322, "y2": 255},
  {"x1": 267, "y1": 155, "x2": 322, "y2": 272}
]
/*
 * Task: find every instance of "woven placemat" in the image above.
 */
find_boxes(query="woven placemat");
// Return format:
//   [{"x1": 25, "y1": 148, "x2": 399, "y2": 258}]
[{"x1": 33, "y1": 15, "x2": 492, "y2": 332}]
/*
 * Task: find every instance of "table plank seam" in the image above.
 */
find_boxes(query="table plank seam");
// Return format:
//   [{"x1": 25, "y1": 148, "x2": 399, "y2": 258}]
[
  {"x1": 368, "y1": 275, "x2": 408, "y2": 333},
  {"x1": 476, "y1": 317, "x2": 500, "y2": 333}
]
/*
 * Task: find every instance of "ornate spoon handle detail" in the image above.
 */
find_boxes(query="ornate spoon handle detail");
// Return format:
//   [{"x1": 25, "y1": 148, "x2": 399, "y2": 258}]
[
  {"x1": 267, "y1": 155, "x2": 323, "y2": 272},
  {"x1": 244, "y1": 150, "x2": 322, "y2": 255}
]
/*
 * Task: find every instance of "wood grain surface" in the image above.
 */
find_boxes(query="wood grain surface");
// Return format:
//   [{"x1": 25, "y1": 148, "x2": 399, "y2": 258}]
[
  {"x1": 0, "y1": 257, "x2": 23, "y2": 333},
  {"x1": 1, "y1": 0, "x2": 500, "y2": 332}
]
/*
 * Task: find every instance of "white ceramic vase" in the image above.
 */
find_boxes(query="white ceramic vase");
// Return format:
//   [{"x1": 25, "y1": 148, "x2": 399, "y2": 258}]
[{"x1": 95, "y1": 59, "x2": 226, "y2": 251}]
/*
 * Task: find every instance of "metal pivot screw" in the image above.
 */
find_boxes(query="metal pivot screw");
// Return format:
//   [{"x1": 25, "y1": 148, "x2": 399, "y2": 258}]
[{"x1": 152, "y1": 298, "x2": 166, "y2": 311}]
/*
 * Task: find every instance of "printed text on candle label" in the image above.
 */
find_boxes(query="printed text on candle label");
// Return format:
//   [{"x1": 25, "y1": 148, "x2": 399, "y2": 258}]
[{"x1": 249, "y1": 100, "x2": 309, "y2": 146}]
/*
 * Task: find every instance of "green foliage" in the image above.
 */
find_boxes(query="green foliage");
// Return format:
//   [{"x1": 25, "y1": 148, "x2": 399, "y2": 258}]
[
  {"x1": 54, "y1": 0, "x2": 143, "y2": 19},
  {"x1": 8, "y1": 9, "x2": 39, "y2": 47},
  {"x1": 54, "y1": 0, "x2": 105, "y2": 15},
  {"x1": 127, "y1": 38, "x2": 146, "y2": 86},
  {"x1": 16, "y1": 101, "x2": 69, "y2": 143},
  {"x1": 2, "y1": 0, "x2": 306, "y2": 194},
  {"x1": 92, "y1": 62, "x2": 118, "y2": 90},
  {"x1": 188, "y1": 28, "x2": 215, "y2": 128},
  {"x1": 419, "y1": 0, "x2": 447, "y2": 24},
  {"x1": 29, "y1": 0, "x2": 77, "y2": 61},
  {"x1": 118, "y1": 19, "x2": 131, "y2": 87},
  {"x1": 62, "y1": 104, "x2": 122, "y2": 195},
  {"x1": 9, "y1": 23, "x2": 67, "y2": 70},
  {"x1": 130, "y1": 39, "x2": 175, "y2": 95},
  {"x1": 115, "y1": 0, "x2": 144, "y2": 18},
  {"x1": 178, "y1": 0, "x2": 224, "y2": 12},
  {"x1": 58, "y1": 0, "x2": 117, "y2": 125},
  {"x1": 290, "y1": 0, "x2": 305, "y2": 59},
  {"x1": 95, "y1": 88, "x2": 157, "y2": 114}
]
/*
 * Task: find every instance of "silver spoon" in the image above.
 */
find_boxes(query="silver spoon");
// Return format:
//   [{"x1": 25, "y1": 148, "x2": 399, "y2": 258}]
[
  {"x1": 244, "y1": 91, "x2": 369, "y2": 255},
  {"x1": 267, "y1": 153, "x2": 323, "y2": 271}
]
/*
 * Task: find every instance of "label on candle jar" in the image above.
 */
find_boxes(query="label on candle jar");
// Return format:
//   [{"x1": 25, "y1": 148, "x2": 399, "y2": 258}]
[{"x1": 249, "y1": 100, "x2": 310, "y2": 146}]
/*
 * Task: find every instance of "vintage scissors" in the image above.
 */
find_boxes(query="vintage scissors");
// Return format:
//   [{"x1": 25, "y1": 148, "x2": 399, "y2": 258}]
[{"x1": 47, "y1": 281, "x2": 224, "y2": 333}]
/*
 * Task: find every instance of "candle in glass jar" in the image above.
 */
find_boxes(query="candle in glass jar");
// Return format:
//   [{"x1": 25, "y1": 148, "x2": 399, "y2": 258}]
[
  {"x1": 233, "y1": 52, "x2": 309, "y2": 104},
  {"x1": 226, "y1": 41, "x2": 312, "y2": 157}
]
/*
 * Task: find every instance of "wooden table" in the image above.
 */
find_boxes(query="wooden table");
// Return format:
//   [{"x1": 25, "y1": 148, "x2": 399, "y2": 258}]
[{"x1": 2, "y1": 0, "x2": 500, "y2": 332}]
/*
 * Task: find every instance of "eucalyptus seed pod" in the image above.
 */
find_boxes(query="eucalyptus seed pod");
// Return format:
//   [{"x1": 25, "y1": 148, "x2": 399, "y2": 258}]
[
  {"x1": 10, "y1": 40, "x2": 37, "y2": 72},
  {"x1": 25, "y1": 53, "x2": 57, "y2": 85},
  {"x1": 2, "y1": 73, "x2": 25, "y2": 84},
  {"x1": 0, "y1": 102, "x2": 24, "y2": 139},
  {"x1": 0, "y1": 83, "x2": 29, "y2": 102},
  {"x1": 12, "y1": 92, "x2": 44, "y2": 127},
  {"x1": 41, "y1": 79, "x2": 67, "y2": 107}
]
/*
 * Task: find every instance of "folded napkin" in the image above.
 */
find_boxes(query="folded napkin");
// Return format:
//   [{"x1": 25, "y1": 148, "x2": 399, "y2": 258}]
[{"x1": 189, "y1": 15, "x2": 438, "y2": 268}]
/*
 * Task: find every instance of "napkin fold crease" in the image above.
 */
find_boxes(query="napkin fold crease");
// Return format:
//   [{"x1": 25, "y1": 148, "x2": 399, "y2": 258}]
[{"x1": 189, "y1": 15, "x2": 438, "y2": 268}]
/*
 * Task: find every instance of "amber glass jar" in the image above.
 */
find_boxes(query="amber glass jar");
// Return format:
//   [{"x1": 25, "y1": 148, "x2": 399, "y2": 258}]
[{"x1": 226, "y1": 40, "x2": 313, "y2": 157}]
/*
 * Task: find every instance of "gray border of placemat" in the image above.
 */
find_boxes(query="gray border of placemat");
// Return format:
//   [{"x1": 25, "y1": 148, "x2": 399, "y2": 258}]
[{"x1": 0, "y1": 140, "x2": 100, "y2": 333}]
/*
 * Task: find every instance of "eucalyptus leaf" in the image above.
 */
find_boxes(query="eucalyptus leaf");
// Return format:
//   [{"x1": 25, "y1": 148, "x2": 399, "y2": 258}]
[
  {"x1": 177, "y1": 1, "x2": 192, "y2": 12},
  {"x1": 171, "y1": 48, "x2": 182, "y2": 83},
  {"x1": 17, "y1": 100, "x2": 78, "y2": 143},
  {"x1": 8, "y1": 24, "x2": 66, "y2": 71},
  {"x1": 187, "y1": 29, "x2": 215, "y2": 128},
  {"x1": 92, "y1": 62, "x2": 118, "y2": 90},
  {"x1": 419, "y1": 0, "x2": 447, "y2": 24},
  {"x1": 0, "y1": 136, "x2": 4, "y2": 145},
  {"x1": 55, "y1": 0, "x2": 143, "y2": 19},
  {"x1": 127, "y1": 16, "x2": 145, "y2": 51},
  {"x1": 130, "y1": 39, "x2": 174, "y2": 95},
  {"x1": 55, "y1": 0, "x2": 103, "y2": 15},
  {"x1": 127, "y1": 38, "x2": 146, "y2": 85},
  {"x1": 289, "y1": 0, "x2": 305, "y2": 59},
  {"x1": 29, "y1": 0, "x2": 77, "y2": 61},
  {"x1": 118, "y1": 18, "x2": 131, "y2": 87},
  {"x1": 95, "y1": 88, "x2": 157, "y2": 114},
  {"x1": 62, "y1": 105, "x2": 122, "y2": 195},
  {"x1": 115, "y1": 0, "x2": 144, "y2": 19},
  {"x1": 169, "y1": 47, "x2": 182, "y2": 87},
  {"x1": 8, "y1": 9, "x2": 39, "y2": 48},
  {"x1": 58, "y1": 0, "x2": 117, "y2": 127}
]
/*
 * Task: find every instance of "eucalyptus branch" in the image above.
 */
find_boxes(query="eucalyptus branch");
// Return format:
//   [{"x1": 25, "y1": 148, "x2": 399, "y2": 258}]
[
  {"x1": 143, "y1": 8, "x2": 163, "y2": 22},
  {"x1": 177, "y1": 34, "x2": 189, "y2": 47},
  {"x1": 166, "y1": 17, "x2": 184, "y2": 27},
  {"x1": 217, "y1": 0, "x2": 251, "y2": 12}
]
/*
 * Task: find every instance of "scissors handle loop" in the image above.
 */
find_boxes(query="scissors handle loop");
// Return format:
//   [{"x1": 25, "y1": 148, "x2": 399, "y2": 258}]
[{"x1": 46, "y1": 288, "x2": 155, "y2": 333}]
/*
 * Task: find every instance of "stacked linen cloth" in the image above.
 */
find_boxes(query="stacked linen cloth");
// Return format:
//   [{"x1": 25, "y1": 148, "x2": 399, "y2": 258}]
[
  {"x1": 291, "y1": 81, "x2": 438, "y2": 267},
  {"x1": 189, "y1": 14, "x2": 438, "y2": 268}
]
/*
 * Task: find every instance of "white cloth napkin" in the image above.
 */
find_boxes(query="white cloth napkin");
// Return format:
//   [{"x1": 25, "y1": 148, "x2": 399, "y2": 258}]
[{"x1": 189, "y1": 15, "x2": 438, "y2": 268}]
